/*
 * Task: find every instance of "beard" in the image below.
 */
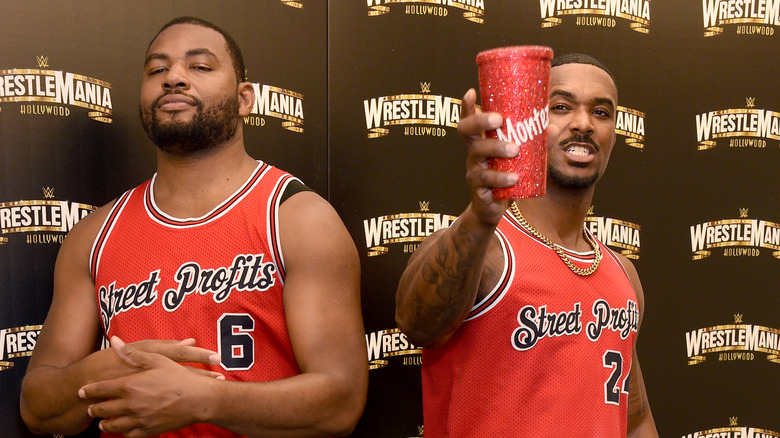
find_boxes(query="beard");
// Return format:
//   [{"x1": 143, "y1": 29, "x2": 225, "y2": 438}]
[
  {"x1": 140, "y1": 92, "x2": 240, "y2": 156},
  {"x1": 548, "y1": 165, "x2": 600, "y2": 189},
  {"x1": 548, "y1": 133, "x2": 601, "y2": 189}
]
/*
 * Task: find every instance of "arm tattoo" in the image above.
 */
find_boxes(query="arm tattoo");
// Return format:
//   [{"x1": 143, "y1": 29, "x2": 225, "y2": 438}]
[{"x1": 403, "y1": 223, "x2": 494, "y2": 338}]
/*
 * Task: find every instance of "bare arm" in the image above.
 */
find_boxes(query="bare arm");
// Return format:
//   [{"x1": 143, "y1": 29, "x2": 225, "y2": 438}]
[
  {"x1": 209, "y1": 191, "x2": 367, "y2": 436},
  {"x1": 79, "y1": 191, "x2": 367, "y2": 438},
  {"x1": 627, "y1": 348, "x2": 657, "y2": 437},
  {"x1": 395, "y1": 210, "x2": 504, "y2": 348},
  {"x1": 19, "y1": 206, "x2": 218, "y2": 435},
  {"x1": 616, "y1": 253, "x2": 658, "y2": 437},
  {"x1": 395, "y1": 89, "x2": 520, "y2": 348}
]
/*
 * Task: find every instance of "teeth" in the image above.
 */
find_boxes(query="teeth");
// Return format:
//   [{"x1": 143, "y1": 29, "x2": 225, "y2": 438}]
[{"x1": 565, "y1": 145, "x2": 590, "y2": 156}]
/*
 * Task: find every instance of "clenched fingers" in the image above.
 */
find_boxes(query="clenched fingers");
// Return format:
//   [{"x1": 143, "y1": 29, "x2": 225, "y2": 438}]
[
  {"x1": 458, "y1": 89, "x2": 504, "y2": 140},
  {"x1": 466, "y1": 137, "x2": 519, "y2": 165}
]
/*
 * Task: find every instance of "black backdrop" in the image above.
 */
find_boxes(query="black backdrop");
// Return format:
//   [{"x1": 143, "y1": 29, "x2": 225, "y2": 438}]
[{"x1": 1, "y1": 2, "x2": 778, "y2": 437}]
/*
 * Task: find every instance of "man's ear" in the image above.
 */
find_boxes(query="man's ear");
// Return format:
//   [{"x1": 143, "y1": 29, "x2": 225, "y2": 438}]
[{"x1": 237, "y1": 81, "x2": 255, "y2": 117}]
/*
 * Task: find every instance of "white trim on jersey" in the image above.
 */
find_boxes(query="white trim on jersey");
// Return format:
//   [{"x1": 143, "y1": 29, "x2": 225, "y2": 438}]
[
  {"x1": 144, "y1": 161, "x2": 269, "y2": 229},
  {"x1": 465, "y1": 226, "x2": 515, "y2": 321},
  {"x1": 89, "y1": 189, "x2": 136, "y2": 281}
]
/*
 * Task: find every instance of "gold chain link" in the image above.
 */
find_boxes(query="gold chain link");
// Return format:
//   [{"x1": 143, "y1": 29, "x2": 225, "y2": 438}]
[{"x1": 509, "y1": 203, "x2": 601, "y2": 276}]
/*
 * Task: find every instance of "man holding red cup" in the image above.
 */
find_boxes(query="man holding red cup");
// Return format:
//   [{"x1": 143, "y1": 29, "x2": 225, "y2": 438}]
[{"x1": 396, "y1": 53, "x2": 658, "y2": 437}]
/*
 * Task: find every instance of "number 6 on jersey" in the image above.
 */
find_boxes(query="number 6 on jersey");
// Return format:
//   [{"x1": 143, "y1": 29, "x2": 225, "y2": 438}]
[{"x1": 219, "y1": 313, "x2": 256, "y2": 370}]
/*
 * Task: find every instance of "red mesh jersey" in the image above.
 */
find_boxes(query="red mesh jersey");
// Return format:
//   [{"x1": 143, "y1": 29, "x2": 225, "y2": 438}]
[
  {"x1": 422, "y1": 210, "x2": 639, "y2": 437},
  {"x1": 90, "y1": 161, "x2": 301, "y2": 437}
]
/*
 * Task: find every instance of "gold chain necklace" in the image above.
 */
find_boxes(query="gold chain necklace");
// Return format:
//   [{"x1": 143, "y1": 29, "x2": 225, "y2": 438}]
[{"x1": 509, "y1": 202, "x2": 601, "y2": 276}]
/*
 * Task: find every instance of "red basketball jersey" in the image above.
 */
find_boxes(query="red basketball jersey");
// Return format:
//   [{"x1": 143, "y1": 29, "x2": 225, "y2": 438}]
[
  {"x1": 422, "y1": 210, "x2": 639, "y2": 437},
  {"x1": 90, "y1": 161, "x2": 301, "y2": 437}
]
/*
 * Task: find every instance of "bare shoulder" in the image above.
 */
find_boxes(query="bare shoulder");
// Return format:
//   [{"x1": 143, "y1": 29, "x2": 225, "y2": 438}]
[
  {"x1": 278, "y1": 190, "x2": 339, "y2": 223},
  {"x1": 277, "y1": 190, "x2": 358, "y2": 272},
  {"x1": 278, "y1": 190, "x2": 351, "y2": 239},
  {"x1": 57, "y1": 200, "x2": 117, "y2": 264}
]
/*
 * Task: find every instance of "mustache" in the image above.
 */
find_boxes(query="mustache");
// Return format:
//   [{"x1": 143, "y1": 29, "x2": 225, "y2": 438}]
[
  {"x1": 152, "y1": 90, "x2": 201, "y2": 109},
  {"x1": 558, "y1": 134, "x2": 600, "y2": 152}
]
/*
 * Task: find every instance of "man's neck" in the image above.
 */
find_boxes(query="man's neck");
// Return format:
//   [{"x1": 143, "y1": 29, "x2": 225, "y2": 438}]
[
  {"x1": 514, "y1": 185, "x2": 595, "y2": 251},
  {"x1": 151, "y1": 136, "x2": 259, "y2": 219}
]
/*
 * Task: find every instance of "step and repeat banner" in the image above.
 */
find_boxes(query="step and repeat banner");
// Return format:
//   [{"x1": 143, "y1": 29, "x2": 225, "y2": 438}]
[{"x1": 1, "y1": 1, "x2": 778, "y2": 437}]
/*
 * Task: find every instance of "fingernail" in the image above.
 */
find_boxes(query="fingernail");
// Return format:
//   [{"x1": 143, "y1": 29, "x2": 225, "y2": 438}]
[
  {"x1": 507, "y1": 174, "x2": 519, "y2": 184},
  {"x1": 87, "y1": 406, "x2": 94, "y2": 418},
  {"x1": 209, "y1": 354, "x2": 220, "y2": 365},
  {"x1": 78, "y1": 388, "x2": 86, "y2": 399},
  {"x1": 506, "y1": 143, "x2": 519, "y2": 156}
]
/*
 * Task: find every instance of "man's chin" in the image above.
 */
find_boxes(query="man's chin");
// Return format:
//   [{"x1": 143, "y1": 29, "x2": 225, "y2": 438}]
[
  {"x1": 548, "y1": 167, "x2": 599, "y2": 189},
  {"x1": 155, "y1": 142, "x2": 215, "y2": 157},
  {"x1": 155, "y1": 112, "x2": 194, "y2": 125}
]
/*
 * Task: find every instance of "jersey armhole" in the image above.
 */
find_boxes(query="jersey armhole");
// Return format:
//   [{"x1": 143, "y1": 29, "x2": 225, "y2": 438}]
[{"x1": 465, "y1": 227, "x2": 514, "y2": 321}]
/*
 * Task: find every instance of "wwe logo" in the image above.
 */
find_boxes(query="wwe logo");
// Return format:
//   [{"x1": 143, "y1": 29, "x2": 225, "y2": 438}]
[
  {"x1": 739, "y1": 208, "x2": 749, "y2": 218},
  {"x1": 733, "y1": 314, "x2": 743, "y2": 323},
  {"x1": 42, "y1": 187, "x2": 55, "y2": 199},
  {"x1": 419, "y1": 201, "x2": 429, "y2": 212},
  {"x1": 36, "y1": 55, "x2": 49, "y2": 68},
  {"x1": 745, "y1": 97, "x2": 755, "y2": 108},
  {"x1": 729, "y1": 417, "x2": 739, "y2": 426},
  {"x1": 420, "y1": 82, "x2": 431, "y2": 93}
]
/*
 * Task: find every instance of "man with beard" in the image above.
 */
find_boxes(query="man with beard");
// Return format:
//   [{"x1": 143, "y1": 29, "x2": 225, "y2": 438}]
[
  {"x1": 21, "y1": 17, "x2": 367, "y2": 438},
  {"x1": 395, "y1": 54, "x2": 658, "y2": 437}
]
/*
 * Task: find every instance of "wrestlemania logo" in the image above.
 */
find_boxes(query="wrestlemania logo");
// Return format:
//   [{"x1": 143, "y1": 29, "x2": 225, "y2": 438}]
[
  {"x1": 539, "y1": 0, "x2": 651, "y2": 33},
  {"x1": 0, "y1": 325, "x2": 41, "y2": 372},
  {"x1": 702, "y1": 0, "x2": 780, "y2": 36},
  {"x1": 364, "y1": 82, "x2": 462, "y2": 138},
  {"x1": 245, "y1": 82, "x2": 304, "y2": 133},
  {"x1": 366, "y1": 327, "x2": 421, "y2": 370},
  {"x1": 696, "y1": 98, "x2": 780, "y2": 150},
  {"x1": 686, "y1": 314, "x2": 780, "y2": 366},
  {"x1": 0, "y1": 56, "x2": 112, "y2": 123},
  {"x1": 585, "y1": 206, "x2": 641, "y2": 259},
  {"x1": 690, "y1": 209, "x2": 780, "y2": 260},
  {"x1": 683, "y1": 417, "x2": 780, "y2": 438},
  {"x1": 366, "y1": 0, "x2": 485, "y2": 23},
  {"x1": 0, "y1": 187, "x2": 97, "y2": 246},
  {"x1": 363, "y1": 201, "x2": 457, "y2": 256},
  {"x1": 616, "y1": 105, "x2": 645, "y2": 149}
]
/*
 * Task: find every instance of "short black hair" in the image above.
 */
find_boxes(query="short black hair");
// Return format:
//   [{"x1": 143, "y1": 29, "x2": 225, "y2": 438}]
[
  {"x1": 149, "y1": 16, "x2": 247, "y2": 83},
  {"x1": 552, "y1": 53, "x2": 616, "y2": 88}
]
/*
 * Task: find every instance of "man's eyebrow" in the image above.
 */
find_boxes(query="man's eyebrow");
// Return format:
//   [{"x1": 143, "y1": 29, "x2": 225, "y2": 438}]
[
  {"x1": 550, "y1": 90, "x2": 615, "y2": 109},
  {"x1": 144, "y1": 48, "x2": 218, "y2": 66},
  {"x1": 185, "y1": 48, "x2": 218, "y2": 59},
  {"x1": 550, "y1": 90, "x2": 574, "y2": 100},
  {"x1": 592, "y1": 96, "x2": 615, "y2": 110},
  {"x1": 144, "y1": 53, "x2": 169, "y2": 66}
]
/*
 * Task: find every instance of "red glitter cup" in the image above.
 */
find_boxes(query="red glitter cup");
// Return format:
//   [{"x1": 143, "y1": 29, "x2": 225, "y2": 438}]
[{"x1": 476, "y1": 46, "x2": 553, "y2": 199}]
